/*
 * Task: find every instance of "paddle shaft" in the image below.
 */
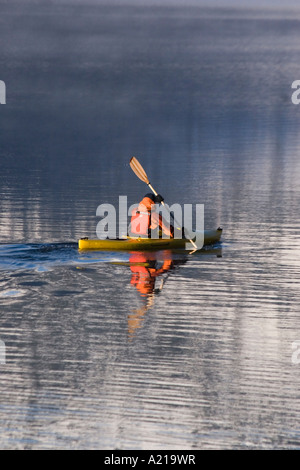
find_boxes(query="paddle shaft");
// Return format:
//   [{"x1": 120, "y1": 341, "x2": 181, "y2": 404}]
[{"x1": 147, "y1": 183, "x2": 197, "y2": 250}]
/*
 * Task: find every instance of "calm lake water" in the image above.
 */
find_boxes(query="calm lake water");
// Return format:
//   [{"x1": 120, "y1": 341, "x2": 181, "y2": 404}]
[{"x1": 1, "y1": 2, "x2": 300, "y2": 450}]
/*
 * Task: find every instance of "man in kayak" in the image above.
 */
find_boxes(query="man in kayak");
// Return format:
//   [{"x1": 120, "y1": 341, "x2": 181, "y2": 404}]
[{"x1": 130, "y1": 193, "x2": 174, "y2": 238}]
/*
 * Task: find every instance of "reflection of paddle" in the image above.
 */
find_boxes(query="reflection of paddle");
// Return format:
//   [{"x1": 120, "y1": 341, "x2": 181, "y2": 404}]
[
  {"x1": 154, "y1": 272, "x2": 170, "y2": 294},
  {"x1": 130, "y1": 157, "x2": 197, "y2": 250},
  {"x1": 128, "y1": 295, "x2": 154, "y2": 341}
]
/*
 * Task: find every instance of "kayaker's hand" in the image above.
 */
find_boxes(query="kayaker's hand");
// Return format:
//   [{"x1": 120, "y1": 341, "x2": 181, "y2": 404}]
[{"x1": 155, "y1": 194, "x2": 164, "y2": 204}]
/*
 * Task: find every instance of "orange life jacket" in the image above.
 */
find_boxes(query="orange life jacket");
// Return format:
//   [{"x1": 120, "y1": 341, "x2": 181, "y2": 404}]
[
  {"x1": 130, "y1": 196, "x2": 174, "y2": 238},
  {"x1": 130, "y1": 207, "x2": 151, "y2": 237},
  {"x1": 130, "y1": 196, "x2": 154, "y2": 237}
]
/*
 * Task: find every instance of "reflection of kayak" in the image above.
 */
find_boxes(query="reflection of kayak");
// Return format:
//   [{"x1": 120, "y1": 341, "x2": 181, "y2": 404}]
[{"x1": 78, "y1": 228, "x2": 222, "y2": 251}]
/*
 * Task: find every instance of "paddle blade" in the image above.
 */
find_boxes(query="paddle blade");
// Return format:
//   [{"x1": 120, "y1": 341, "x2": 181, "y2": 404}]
[{"x1": 130, "y1": 157, "x2": 150, "y2": 184}]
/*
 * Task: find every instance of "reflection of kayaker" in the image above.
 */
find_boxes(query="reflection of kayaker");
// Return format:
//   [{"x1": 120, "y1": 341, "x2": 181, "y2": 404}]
[
  {"x1": 130, "y1": 251, "x2": 173, "y2": 297},
  {"x1": 128, "y1": 251, "x2": 175, "y2": 340},
  {"x1": 127, "y1": 246, "x2": 221, "y2": 340},
  {"x1": 130, "y1": 193, "x2": 174, "y2": 239}
]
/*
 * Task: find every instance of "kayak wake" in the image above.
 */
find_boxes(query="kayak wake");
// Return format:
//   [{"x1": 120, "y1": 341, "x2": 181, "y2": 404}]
[{"x1": 0, "y1": 242, "x2": 128, "y2": 272}]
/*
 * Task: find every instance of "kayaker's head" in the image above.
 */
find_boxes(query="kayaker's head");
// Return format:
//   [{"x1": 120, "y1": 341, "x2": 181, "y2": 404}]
[
  {"x1": 139, "y1": 193, "x2": 156, "y2": 211},
  {"x1": 138, "y1": 193, "x2": 164, "y2": 211}
]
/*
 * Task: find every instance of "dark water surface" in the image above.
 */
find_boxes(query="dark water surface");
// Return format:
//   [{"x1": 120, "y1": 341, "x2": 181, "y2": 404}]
[{"x1": 1, "y1": 3, "x2": 300, "y2": 449}]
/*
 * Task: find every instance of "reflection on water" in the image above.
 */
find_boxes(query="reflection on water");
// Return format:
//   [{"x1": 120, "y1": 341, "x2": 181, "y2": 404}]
[
  {"x1": 127, "y1": 249, "x2": 222, "y2": 340},
  {"x1": 128, "y1": 250, "x2": 183, "y2": 339},
  {"x1": 1, "y1": 2, "x2": 300, "y2": 450}
]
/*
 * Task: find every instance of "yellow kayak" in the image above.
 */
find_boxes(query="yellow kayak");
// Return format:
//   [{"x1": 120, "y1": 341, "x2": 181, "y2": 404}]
[{"x1": 78, "y1": 228, "x2": 222, "y2": 251}]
